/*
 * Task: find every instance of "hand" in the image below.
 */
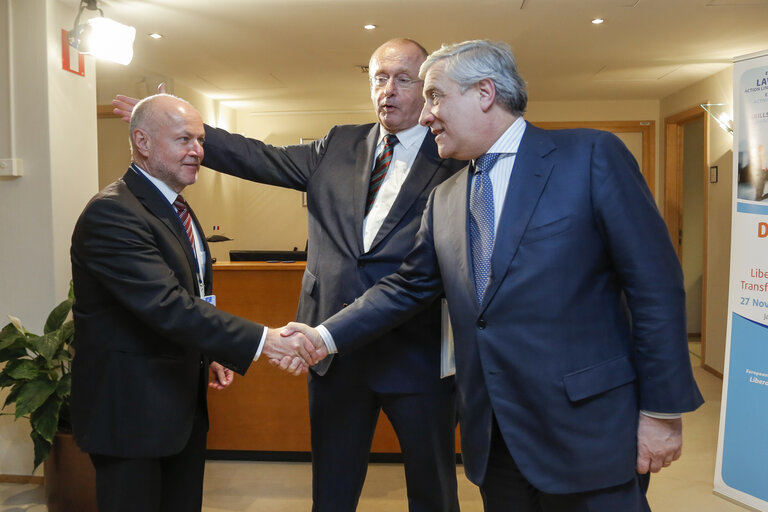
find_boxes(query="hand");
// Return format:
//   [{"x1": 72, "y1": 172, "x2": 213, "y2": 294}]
[
  {"x1": 208, "y1": 362, "x2": 234, "y2": 390},
  {"x1": 281, "y1": 322, "x2": 326, "y2": 353},
  {"x1": 262, "y1": 326, "x2": 324, "y2": 373},
  {"x1": 112, "y1": 83, "x2": 168, "y2": 122},
  {"x1": 636, "y1": 414, "x2": 682, "y2": 474}
]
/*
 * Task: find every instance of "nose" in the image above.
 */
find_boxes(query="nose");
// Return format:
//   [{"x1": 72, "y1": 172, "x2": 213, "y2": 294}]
[
  {"x1": 191, "y1": 140, "x2": 204, "y2": 160},
  {"x1": 419, "y1": 103, "x2": 434, "y2": 127}
]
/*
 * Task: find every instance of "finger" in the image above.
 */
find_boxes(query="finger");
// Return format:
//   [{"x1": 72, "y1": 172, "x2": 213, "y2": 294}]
[
  {"x1": 302, "y1": 338, "x2": 321, "y2": 364},
  {"x1": 649, "y1": 456, "x2": 664, "y2": 473},
  {"x1": 636, "y1": 453, "x2": 650, "y2": 474},
  {"x1": 157, "y1": 82, "x2": 168, "y2": 94},
  {"x1": 278, "y1": 356, "x2": 293, "y2": 370},
  {"x1": 288, "y1": 357, "x2": 303, "y2": 375}
]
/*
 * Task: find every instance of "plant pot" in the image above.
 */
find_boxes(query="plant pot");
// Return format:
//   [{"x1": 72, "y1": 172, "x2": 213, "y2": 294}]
[{"x1": 44, "y1": 432, "x2": 97, "y2": 512}]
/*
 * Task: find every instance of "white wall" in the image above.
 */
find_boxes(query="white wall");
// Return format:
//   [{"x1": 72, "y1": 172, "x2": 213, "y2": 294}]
[{"x1": 0, "y1": 0, "x2": 99, "y2": 476}]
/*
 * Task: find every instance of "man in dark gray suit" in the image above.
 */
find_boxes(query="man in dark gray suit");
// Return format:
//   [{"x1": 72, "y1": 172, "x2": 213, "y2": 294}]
[
  {"x1": 71, "y1": 94, "x2": 320, "y2": 512},
  {"x1": 114, "y1": 38, "x2": 465, "y2": 512}
]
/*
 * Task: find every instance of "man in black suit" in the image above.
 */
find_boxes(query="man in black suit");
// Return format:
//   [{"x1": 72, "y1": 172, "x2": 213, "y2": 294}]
[
  {"x1": 70, "y1": 94, "x2": 321, "y2": 512},
  {"x1": 113, "y1": 38, "x2": 465, "y2": 511}
]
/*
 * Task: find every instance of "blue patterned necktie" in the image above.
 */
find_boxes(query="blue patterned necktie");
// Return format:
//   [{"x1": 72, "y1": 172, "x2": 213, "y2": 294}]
[{"x1": 470, "y1": 153, "x2": 501, "y2": 303}]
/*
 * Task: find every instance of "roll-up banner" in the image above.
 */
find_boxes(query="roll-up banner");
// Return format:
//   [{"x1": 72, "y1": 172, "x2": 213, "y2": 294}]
[{"x1": 715, "y1": 48, "x2": 768, "y2": 511}]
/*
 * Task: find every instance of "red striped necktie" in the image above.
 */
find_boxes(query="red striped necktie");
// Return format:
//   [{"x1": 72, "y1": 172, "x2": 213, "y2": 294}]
[
  {"x1": 173, "y1": 195, "x2": 196, "y2": 249},
  {"x1": 366, "y1": 133, "x2": 398, "y2": 215}
]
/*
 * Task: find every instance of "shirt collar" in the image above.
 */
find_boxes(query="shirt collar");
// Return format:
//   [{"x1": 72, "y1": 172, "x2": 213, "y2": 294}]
[
  {"x1": 378, "y1": 123, "x2": 428, "y2": 151},
  {"x1": 130, "y1": 163, "x2": 180, "y2": 205},
  {"x1": 484, "y1": 116, "x2": 526, "y2": 156}
]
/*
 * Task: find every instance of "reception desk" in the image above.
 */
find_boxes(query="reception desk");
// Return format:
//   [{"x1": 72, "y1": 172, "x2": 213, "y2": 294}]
[{"x1": 206, "y1": 261, "x2": 404, "y2": 455}]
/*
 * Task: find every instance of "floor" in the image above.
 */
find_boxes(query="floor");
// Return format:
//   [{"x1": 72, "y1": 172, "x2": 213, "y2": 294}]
[{"x1": 0, "y1": 346, "x2": 750, "y2": 511}]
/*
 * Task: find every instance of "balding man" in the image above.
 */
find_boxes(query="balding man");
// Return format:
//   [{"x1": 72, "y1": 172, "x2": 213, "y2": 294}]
[
  {"x1": 70, "y1": 94, "x2": 320, "y2": 512},
  {"x1": 115, "y1": 38, "x2": 464, "y2": 511}
]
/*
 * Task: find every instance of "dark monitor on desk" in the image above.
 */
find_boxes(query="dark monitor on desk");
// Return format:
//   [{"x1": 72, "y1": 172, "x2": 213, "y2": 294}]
[{"x1": 229, "y1": 250, "x2": 307, "y2": 262}]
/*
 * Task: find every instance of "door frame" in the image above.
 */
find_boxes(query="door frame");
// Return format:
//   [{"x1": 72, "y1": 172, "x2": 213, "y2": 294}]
[{"x1": 664, "y1": 105, "x2": 710, "y2": 369}]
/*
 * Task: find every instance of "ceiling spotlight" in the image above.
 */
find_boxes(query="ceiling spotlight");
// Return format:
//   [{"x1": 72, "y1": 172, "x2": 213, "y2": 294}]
[
  {"x1": 364, "y1": 24, "x2": 377, "y2": 30},
  {"x1": 149, "y1": 33, "x2": 163, "y2": 39},
  {"x1": 67, "y1": 0, "x2": 136, "y2": 65},
  {"x1": 592, "y1": 18, "x2": 605, "y2": 24}
]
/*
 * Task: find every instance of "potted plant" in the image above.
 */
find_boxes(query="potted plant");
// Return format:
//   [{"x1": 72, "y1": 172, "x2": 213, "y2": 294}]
[{"x1": 0, "y1": 282, "x2": 96, "y2": 511}]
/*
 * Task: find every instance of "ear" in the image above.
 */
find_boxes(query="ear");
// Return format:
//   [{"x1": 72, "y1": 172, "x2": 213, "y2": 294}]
[
  {"x1": 132, "y1": 128, "x2": 151, "y2": 157},
  {"x1": 476, "y1": 78, "x2": 497, "y2": 113}
]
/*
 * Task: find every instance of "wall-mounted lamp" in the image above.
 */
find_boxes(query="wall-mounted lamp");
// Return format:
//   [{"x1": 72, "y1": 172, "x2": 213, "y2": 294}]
[
  {"x1": 67, "y1": 0, "x2": 136, "y2": 66},
  {"x1": 700, "y1": 103, "x2": 734, "y2": 135}
]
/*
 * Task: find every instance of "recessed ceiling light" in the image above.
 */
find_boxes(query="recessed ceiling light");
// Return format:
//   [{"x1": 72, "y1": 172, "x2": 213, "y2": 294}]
[
  {"x1": 364, "y1": 24, "x2": 377, "y2": 30},
  {"x1": 149, "y1": 33, "x2": 163, "y2": 39},
  {"x1": 591, "y1": 18, "x2": 604, "y2": 24}
]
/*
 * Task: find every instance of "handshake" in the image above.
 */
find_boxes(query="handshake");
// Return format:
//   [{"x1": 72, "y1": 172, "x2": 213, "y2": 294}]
[{"x1": 263, "y1": 323, "x2": 326, "y2": 376}]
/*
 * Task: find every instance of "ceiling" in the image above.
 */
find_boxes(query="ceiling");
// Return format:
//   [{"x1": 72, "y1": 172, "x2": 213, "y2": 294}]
[{"x1": 66, "y1": 0, "x2": 768, "y2": 113}]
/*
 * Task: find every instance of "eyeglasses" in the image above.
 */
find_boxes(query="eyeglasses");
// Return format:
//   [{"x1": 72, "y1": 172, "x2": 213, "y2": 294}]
[{"x1": 371, "y1": 75, "x2": 424, "y2": 90}]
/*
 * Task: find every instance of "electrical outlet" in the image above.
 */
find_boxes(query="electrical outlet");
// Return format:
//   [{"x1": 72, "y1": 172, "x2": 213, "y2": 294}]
[{"x1": 0, "y1": 159, "x2": 22, "y2": 177}]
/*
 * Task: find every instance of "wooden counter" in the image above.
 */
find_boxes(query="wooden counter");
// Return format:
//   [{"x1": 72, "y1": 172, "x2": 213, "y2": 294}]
[{"x1": 206, "y1": 261, "x2": 404, "y2": 454}]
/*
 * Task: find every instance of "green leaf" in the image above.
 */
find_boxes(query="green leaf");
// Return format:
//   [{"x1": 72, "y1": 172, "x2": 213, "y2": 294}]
[
  {"x1": 31, "y1": 395, "x2": 62, "y2": 442},
  {"x1": 55, "y1": 374, "x2": 71, "y2": 398},
  {"x1": 0, "y1": 323, "x2": 26, "y2": 351},
  {"x1": 2, "y1": 382, "x2": 22, "y2": 410},
  {"x1": 5, "y1": 359, "x2": 40, "y2": 380},
  {"x1": 44, "y1": 299, "x2": 73, "y2": 334},
  {"x1": 31, "y1": 429, "x2": 52, "y2": 470},
  {"x1": 0, "y1": 345, "x2": 27, "y2": 363},
  {"x1": 60, "y1": 320, "x2": 75, "y2": 346},
  {"x1": 68, "y1": 280, "x2": 75, "y2": 301},
  {"x1": 14, "y1": 379, "x2": 57, "y2": 418},
  {"x1": 30, "y1": 331, "x2": 61, "y2": 363}
]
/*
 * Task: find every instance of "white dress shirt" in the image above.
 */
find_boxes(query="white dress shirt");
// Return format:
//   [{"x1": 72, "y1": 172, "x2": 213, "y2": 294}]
[{"x1": 363, "y1": 124, "x2": 428, "y2": 252}]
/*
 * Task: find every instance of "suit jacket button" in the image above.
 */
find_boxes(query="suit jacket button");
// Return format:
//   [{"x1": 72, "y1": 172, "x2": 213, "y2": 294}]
[
  {"x1": 342, "y1": 303, "x2": 349, "y2": 308},
  {"x1": 477, "y1": 319, "x2": 487, "y2": 329}
]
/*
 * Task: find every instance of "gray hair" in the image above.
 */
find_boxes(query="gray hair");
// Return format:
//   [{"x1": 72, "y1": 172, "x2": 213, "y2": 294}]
[{"x1": 419, "y1": 40, "x2": 527, "y2": 116}]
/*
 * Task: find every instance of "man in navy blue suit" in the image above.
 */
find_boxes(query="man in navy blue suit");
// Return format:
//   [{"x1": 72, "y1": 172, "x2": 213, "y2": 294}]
[{"x1": 286, "y1": 40, "x2": 704, "y2": 511}]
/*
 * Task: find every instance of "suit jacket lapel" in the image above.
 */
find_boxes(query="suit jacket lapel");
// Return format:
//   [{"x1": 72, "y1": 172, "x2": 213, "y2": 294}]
[
  {"x1": 369, "y1": 131, "x2": 443, "y2": 251},
  {"x1": 482, "y1": 124, "x2": 555, "y2": 309},
  {"x1": 123, "y1": 168, "x2": 200, "y2": 289},
  {"x1": 353, "y1": 126, "x2": 379, "y2": 253}
]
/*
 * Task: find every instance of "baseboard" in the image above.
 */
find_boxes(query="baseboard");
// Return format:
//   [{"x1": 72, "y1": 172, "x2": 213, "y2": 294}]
[
  {"x1": 0, "y1": 474, "x2": 43, "y2": 485},
  {"x1": 702, "y1": 363, "x2": 724, "y2": 379},
  {"x1": 205, "y1": 450, "x2": 464, "y2": 464}
]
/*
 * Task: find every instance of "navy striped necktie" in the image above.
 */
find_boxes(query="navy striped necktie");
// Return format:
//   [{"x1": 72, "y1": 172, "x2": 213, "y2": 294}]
[{"x1": 366, "y1": 133, "x2": 398, "y2": 215}]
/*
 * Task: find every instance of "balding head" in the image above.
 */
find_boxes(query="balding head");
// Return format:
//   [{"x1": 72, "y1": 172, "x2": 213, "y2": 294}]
[
  {"x1": 368, "y1": 39, "x2": 429, "y2": 133},
  {"x1": 129, "y1": 94, "x2": 205, "y2": 193}
]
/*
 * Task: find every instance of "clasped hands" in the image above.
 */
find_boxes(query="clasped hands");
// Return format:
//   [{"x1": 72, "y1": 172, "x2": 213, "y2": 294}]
[{"x1": 264, "y1": 323, "x2": 327, "y2": 376}]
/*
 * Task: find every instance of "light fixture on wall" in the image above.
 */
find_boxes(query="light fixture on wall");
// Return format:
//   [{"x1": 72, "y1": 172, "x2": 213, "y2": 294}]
[
  {"x1": 700, "y1": 103, "x2": 734, "y2": 135},
  {"x1": 67, "y1": 0, "x2": 136, "y2": 65}
]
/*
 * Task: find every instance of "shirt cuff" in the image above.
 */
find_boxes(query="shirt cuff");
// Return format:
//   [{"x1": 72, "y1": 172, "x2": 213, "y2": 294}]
[
  {"x1": 316, "y1": 325, "x2": 338, "y2": 354},
  {"x1": 640, "y1": 410, "x2": 682, "y2": 419},
  {"x1": 252, "y1": 328, "x2": 268, "y2": 361}
]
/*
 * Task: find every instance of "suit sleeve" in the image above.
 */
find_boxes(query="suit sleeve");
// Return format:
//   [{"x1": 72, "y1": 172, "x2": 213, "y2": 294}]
[
  {"x1": 590, "y1": 131, "x2": 703, "y2": 413},
  {"x1": 323, "y1": 189, "x2": 445, "y2": 352},
  {"x1": 202, "y1": 124, "x2": 332, "y2": 190},
  {"x1": 71, "y1": 195, "x2": 263, "y2": 374}
]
